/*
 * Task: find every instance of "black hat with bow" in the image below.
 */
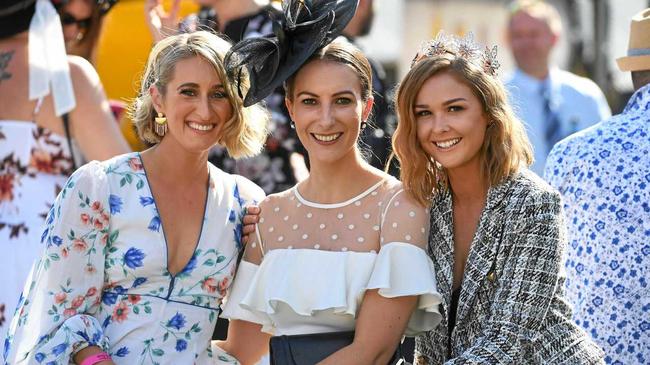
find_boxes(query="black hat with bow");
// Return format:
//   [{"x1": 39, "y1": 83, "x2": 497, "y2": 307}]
[{"x1": 225, "y1": 0, "x2": 359, "y2": 107}]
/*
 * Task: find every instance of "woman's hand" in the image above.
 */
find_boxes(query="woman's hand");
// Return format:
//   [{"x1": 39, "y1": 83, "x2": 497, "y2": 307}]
[
  {"x1": 144, "y1": 0, "x2": 181, "y2": 43},
  {"x1": 241, "y1": 205, "x2": 260, "y2": 246}
]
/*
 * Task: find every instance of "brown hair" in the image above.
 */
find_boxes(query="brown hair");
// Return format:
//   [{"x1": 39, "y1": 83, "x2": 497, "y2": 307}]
[
  {"x1": 392, "y1": 52, "x2": 533, "y2": 206},
  {"x1": 284, "y1": 37, "x2": 373, "y2": 102},
  {"x1": 129, "y1": 31, "x2": 268, "y2": 158}
]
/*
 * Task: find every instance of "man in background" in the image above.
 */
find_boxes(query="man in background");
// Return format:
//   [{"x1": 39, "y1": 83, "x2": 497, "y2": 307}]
[
  {"x1": 545, "y1": 8, "x2": 650, "y2": 364},
  {"x1": 505, "y1": 0, "x2": 611, "y2": 176}
]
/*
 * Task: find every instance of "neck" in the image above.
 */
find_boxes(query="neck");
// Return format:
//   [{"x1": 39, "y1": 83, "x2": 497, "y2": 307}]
[
  {"x1": 300, "y1": 149, "x2": 380, "y2": 203},
  {"x1": 521, "y1": 64, "x2": 550, "y2": 81},
  {"x1": 142, "y1": 139, "x2": 209, "y2": 186},
  {"x1": 211, "y1": 0, "x2": 261, "y2": 32},
  {"x1": 446, "y1": 162, "x2": 488, "y2": 206}
]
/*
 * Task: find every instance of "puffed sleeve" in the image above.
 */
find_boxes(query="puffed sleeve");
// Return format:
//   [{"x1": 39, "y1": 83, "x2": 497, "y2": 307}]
[
  {"x1": 219, "y1": 176, "x2": 266, "y2": 324},
  {"x1": 4, "y1": 161, "x2": 110, "y2": 365},
  {"x1": 368, "y1": 188, "x2": 442, "y2": 336}
]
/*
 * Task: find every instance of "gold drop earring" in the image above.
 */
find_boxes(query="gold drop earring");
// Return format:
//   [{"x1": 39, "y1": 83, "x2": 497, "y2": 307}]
[{"x1": 154, "y1": 112, "x2": 168, "y2": 136}]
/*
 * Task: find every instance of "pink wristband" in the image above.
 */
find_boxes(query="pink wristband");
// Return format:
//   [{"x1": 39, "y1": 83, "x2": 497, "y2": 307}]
[{"x1": 80, "y1": 352, "x2": 111, "y2": 365}]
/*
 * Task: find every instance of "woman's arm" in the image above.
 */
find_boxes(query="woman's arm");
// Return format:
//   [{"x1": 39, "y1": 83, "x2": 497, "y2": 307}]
[
  {"x1": 4, "y1": 162, "x2": 112, "y2": 364},
  {"x1": 320, "y1": 291, "x2": 418, "y2": 365},
  {"x1": 68, "y1": 55, "x2": 131, "y2": 161},
  {"x1": 446, "y1": 189, "x2": 567, "y2": 364},
  {"x1": 215, "y1": 320, "x2": 271, "y2": 365}
]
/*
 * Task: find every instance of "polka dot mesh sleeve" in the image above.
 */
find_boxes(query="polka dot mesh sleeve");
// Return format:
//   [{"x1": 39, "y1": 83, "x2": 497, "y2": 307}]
[
  {"x1": 379, "y1": 189, "x2": 430, "y2": 249},
  {"x1": 245, "y1": 179, "x2": 430, "y2": 255}
]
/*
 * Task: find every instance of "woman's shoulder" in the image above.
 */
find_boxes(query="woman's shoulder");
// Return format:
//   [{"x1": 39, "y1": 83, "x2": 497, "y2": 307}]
[{"x1": 501, "y1": 170, "x2": 562, "y2": 212}]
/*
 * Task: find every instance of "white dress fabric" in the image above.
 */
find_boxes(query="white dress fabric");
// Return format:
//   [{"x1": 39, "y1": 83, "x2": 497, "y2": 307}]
[
  {"x1": 0, "y1": 119, "x2": 76, "y2": 348},
  {"x1": 221, "y1": 177, "x2": 442, "y2": 340},
  {"x1": 4, "y1": 153, "x2": 264, "y2": 364}
]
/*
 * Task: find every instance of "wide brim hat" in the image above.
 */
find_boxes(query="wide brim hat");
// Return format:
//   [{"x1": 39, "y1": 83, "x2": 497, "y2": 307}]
[{"x1": 616, "y1": 8, "x2": 650, "y2": 72}]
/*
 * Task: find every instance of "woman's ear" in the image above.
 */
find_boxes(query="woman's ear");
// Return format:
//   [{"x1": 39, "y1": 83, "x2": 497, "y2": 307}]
[
  {"x1": 150, "y1": 85, "x2": 164, "y2": 114},
  {"x1": 285, "y1": 97, "x2": 295, "y2": 123},
  {"x1": 362, "y1": 96, "x2": 374, "y2": 122}
]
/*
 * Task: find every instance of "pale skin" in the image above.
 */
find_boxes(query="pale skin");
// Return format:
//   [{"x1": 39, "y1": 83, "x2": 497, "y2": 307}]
[
  {"x1": 0, "y1": 32, "x2": 130, "y2": 161},
  {"x1": 506, "y1": 10, "x2": 559, "y2": 80},
  {"x1": 75, "y1": 55, "x2": 234, "y2": 365},
  {"x1": 144, "y1": 0, "x2": 262, "y2": 42},
  {"x1": 414, "y1": 70, "x2": 489, "y2": 291},
  {"x1": 218, "y1": 60, "x2": 418, "y2": 365}
]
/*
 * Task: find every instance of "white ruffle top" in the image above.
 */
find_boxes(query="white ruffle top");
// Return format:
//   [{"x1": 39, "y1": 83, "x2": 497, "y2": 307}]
[{"x1": 221, "y1": 178, "x2": 443, "y2": 337}]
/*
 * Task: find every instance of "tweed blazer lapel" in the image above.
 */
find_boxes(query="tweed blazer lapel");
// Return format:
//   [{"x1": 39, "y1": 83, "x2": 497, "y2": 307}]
[
  {"x1": 427, "y1": 190, "x2": 454, "y2": 320},
  {"x1": 454, "y1": 177, "x2": 514, "y2": 326}
]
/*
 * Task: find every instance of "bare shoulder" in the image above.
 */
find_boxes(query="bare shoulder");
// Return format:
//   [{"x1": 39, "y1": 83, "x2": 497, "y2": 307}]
[{"x1": 67, "y1": 55, "x2": 101, "y2": 92}]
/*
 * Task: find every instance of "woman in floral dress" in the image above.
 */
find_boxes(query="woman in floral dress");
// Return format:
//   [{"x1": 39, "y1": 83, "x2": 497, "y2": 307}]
[
  {"x1": 4, "y1": 30, "x2": 268, "y2": 364},
  {"x1": 0, "y1": 0, "x2": 130, "y2": 348}
]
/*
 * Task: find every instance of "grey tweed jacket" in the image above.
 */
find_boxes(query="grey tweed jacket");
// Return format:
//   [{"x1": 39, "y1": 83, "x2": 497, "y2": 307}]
[{"x1": 414, "y1": 170, "x2": 604, "y2": 364}]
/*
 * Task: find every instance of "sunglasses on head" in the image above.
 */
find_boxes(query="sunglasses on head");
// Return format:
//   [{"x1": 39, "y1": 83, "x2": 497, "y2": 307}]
[{"x1": 60, "y1": 12, "x2": 92, "y2": 29}]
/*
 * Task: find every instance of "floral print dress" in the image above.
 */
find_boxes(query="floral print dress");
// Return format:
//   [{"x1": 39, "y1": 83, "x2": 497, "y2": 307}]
[
  {"x1": 0, "y1": 120, "x2": 75, "y2": 348},
  {"x1": 3, "y1": 152, "x2": 264, "y2": 365}
]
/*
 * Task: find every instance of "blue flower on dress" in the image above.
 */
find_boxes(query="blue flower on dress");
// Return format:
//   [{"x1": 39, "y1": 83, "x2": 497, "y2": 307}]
[
  {"x1": 139, "y1": 196, "x2": 155, "y2": 207},
  {"x1": 34, "y1": 351, "x2": 45, "y2": 363},
  {"x1": 132, "y1": 277, "x2": 147, "y2": 288},
  {"x1": 51, "y1": 342, "x2": 68, "y2": 356},
  {"x1": 109, "y1": 194, "x2": 123, "y2": 214},
  {"x1": 51, "y1": 236, "x2": 63, "y2": 246},
  {"x1": 40, "y1": 227, "x2": 49, "y2": 244},
  {"x1": 102, "y1": 292, "x2": 118, "y2": 305},
  {"x1": 175, "y1": 339, "x2": 188, "y2": 352},
  {"x1": 167, "y1": 312, "x2": 186, "y2": 330},
  {"x1": 148, "y1": 216, "x2": 161, "y2": 232},
  {"x1": 114, "y1": 346, "x2": 130, "y2": 357},
  {"x1": 123, "y1": 247, "x2": 145, "y2": 269}
]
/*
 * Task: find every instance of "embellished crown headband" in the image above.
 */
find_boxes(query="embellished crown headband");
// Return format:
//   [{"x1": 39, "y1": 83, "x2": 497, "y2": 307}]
[{"x1": 410, "y1": 32, "x2": 501, "y2": 76}]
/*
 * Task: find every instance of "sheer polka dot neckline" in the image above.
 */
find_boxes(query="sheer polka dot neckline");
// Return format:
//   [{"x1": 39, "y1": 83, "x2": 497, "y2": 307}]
[{"x1": 293, "y1": 179, "x2": 387, "y2": 209}]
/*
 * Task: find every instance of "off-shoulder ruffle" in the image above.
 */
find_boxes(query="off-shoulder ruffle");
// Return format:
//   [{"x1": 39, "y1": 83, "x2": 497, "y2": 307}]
[{"x1": 222, "y1": 242, "x2": 442, "y2": 336}]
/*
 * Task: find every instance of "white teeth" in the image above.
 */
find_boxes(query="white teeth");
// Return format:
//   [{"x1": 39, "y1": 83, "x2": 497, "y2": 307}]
[
  {"x1": 187, "y1": 122, "x2": 214, "y2": 131},
  {"x1": 435, "y1": 138, "x2": 461, "y2": 149},
  {"x1": 313, "y1": 133, "x2": 342, "y2": 142}
]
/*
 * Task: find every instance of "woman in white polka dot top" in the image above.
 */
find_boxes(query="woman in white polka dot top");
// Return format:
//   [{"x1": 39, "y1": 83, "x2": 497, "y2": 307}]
[{"x1": 212, "y1": 38, "x2": 443, "y2": 364}]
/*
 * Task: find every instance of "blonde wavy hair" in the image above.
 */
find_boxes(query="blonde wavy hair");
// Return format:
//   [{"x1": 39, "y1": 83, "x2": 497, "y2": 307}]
[
  {"x1": 392, "y1": 53, "x2": 533, "y2": 206},
  {"x1": 129, "y1": 31, "x2": 268, "y2": 158}
]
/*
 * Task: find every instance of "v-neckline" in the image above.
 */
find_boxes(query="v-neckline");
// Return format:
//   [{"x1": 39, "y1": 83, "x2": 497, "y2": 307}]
[{"x1": 138, "y1": 152, "x2": 211, "y2": 277}]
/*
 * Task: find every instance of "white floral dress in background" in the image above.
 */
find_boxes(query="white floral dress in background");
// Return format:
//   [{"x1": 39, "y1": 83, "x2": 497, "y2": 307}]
[
  {"x1": 0, "y1": 120, "x2": 75, "y2": 348},
  {"x1": 3, "y1": 152, "x2": 264, "y2": 365}
]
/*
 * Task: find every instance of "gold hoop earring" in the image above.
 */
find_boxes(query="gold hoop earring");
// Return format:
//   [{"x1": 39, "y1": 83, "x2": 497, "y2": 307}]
[{"x1": 154, "y1": 112, "x2": 168, "y2": 136}]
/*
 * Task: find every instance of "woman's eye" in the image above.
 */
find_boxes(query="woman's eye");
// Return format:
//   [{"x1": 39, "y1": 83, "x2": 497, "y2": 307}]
[
  {"x1": 211, "y1": 91, "x2": 227, "y2": 99},
  {"x1": 448, "y1": 105, "x2": 464, "y2": 112},
  {"x1": 180, "y1": 89, "x2": 196, "y2": 97},
  {"x1": 301, "y1": 98, "x2": 317, "y2": 105},
  {"x1": 335, "y1": 97, "x2": 352, "y2": 105},
  {"x1": 415, "y1": 110, "x2": 431, "y2": 117}
]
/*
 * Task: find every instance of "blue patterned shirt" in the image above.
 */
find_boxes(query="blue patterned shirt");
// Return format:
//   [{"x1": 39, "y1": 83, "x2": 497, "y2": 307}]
[{"x1": 544, "y1": 84, "x2": 650, "y2": 365}]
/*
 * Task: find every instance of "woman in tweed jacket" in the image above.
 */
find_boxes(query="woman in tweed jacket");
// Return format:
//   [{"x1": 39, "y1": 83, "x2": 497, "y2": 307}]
[{"x1": 390, "y1": 34, "x2": 604, "y2": 364}]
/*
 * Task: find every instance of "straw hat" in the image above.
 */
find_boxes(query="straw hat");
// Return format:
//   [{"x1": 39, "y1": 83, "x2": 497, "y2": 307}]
[{"x1": 617, "y1": 8, "x2": 650, "y2": 72}]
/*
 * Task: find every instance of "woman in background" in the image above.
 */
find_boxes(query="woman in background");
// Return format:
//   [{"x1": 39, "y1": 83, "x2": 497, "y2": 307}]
[{"x1": 0, "y1": 0, "x2": 129, "y2": 347}]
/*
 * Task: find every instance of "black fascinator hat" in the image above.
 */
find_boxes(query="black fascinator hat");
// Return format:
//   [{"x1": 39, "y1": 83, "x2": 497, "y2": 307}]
[
  {"x1": 0, "y1": 0, "x2": 36, "y2": 39},
  {"x1": 225, "y1": 0, "x2": 359, "y2": 107}
]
